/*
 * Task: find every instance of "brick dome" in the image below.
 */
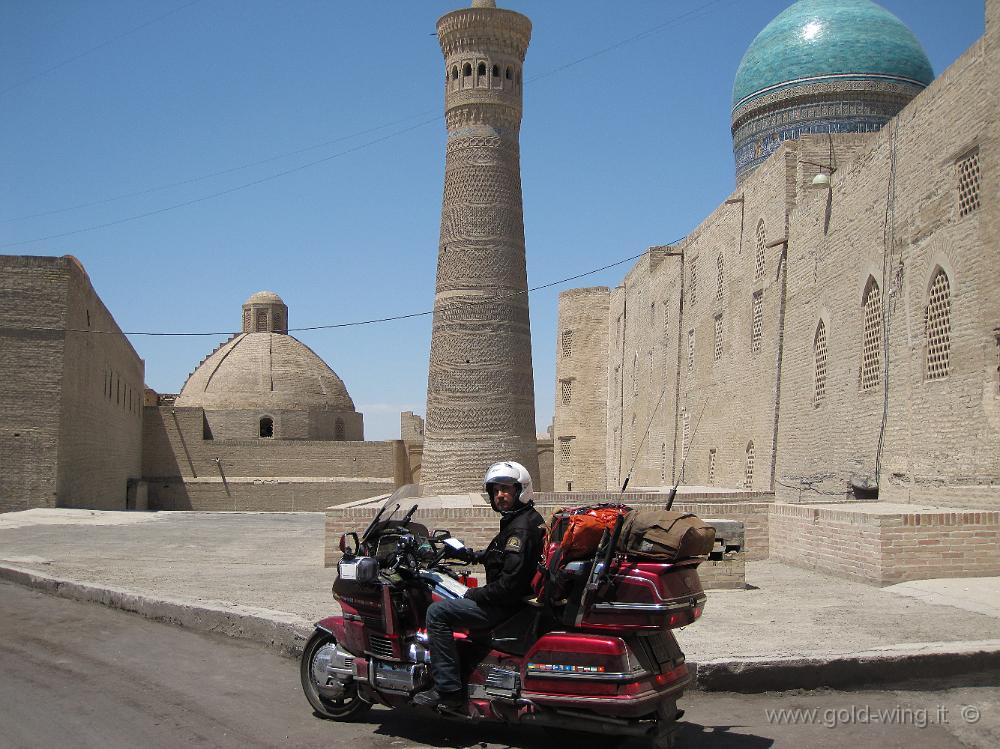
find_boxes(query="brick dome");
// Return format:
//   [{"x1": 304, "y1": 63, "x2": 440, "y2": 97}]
[{"x1": 175, "y1": 332, "x2": 355, "y2": 412}]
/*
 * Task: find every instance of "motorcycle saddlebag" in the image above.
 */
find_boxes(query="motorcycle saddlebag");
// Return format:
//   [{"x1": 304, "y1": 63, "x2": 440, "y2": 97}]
[{"x1": 618, "y1": 510, "x2": 715, "y2": 561}]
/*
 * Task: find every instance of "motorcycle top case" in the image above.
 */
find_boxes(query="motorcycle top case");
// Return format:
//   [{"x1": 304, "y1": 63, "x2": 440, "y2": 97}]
[{"x1": 559, "y1": 559, "x2": 706, "y2": 632}]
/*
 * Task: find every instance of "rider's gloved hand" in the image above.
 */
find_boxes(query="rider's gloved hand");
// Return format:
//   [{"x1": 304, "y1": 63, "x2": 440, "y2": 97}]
[{"x1": 451, "y1": 546, "x2": 478, "y2": 564}]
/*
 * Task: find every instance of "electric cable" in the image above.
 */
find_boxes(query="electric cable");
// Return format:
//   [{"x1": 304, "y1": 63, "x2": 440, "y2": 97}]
[
  {"x1": 3, "y1": 244, "x2": 682, "y2": 337},
  {"x1": 2, "y1": 0, "x2": 732, "y2": 244},
  {"x1": 1, "y1": 0, "x2": 203, "y2": 97}
]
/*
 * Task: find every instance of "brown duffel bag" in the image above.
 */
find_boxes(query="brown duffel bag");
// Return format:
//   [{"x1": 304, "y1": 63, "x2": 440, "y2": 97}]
[{"x1": 618, "y1": 510, "x2": 716, "y2": 561}]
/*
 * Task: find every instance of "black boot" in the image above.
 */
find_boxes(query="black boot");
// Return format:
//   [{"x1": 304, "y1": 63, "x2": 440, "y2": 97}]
[{"x1": 412, "y1": 687, "x2": 465, "y2": 710}]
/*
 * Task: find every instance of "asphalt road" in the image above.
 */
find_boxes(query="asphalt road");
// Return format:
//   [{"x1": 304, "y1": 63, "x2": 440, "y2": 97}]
[{"x1": 1, "y1": 581, "x2": 997, "y2": 749}]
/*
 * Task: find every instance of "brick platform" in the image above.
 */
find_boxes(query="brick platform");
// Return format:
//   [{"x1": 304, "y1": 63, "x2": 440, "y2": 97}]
[
  {"x1": 769, "y1": 502, "x2": 1000, "y2": 585},
  {"x1": 324, "y1": 493, "x2": 751, "y2": 590}
]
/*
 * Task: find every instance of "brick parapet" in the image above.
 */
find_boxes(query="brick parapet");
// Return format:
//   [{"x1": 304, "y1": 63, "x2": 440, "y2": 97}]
[{"x1": 768, "y1": 503, "x2": 1000, "y2": 585}]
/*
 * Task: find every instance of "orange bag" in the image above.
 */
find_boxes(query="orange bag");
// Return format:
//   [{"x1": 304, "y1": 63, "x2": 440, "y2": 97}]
[{"x1": 558, "y1": 507, "x2": 628, "y2": 562}]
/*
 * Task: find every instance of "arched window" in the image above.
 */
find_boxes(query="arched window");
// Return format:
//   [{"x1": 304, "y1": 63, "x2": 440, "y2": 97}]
[
  {"x1": 451, "y1": 65, "x2": 459, "y2": 80},
  {"x1": 745, "y1": 441, "x2": 755, "y2": 489},
  {"x1": 335, "y1": 418, "x2": 345, "y2": 441},
  {"x1": 716, "y1": 253, "x2": 725, "y2": 300},
  {"x1": 463, "y1": 62, "x2": 472, "y2": 77},
  {"x1": 814, "y1": 320, "x2": 827, "y2": 406},
  {"x1": 861, "y1": 277, "x2": 882, "y2": 390},
  {"x1": 259, "y1": 417, "x2": 273, "y2": 438},
  {"x1": 477, "y1": 61, "x2": 486, "y2": 76},
  {"x1": 505, "y1": 66, "x2": 512, "y2": 80},
  {"x1": 491, "y1": 64, "x2": 499, "y2": 78},
  {"x1": 925, "y1": 268, "x2": 952, "y2": 380},
  {"x1": 755, "y1": 220, "x2": 766, "y2": 280}
]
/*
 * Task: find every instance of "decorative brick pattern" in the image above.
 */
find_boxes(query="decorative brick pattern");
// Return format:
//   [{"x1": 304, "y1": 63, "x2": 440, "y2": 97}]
[
  {"x1": 813, "y1": 320, "x2": 827, "y2": 406},
  {"x1": 925, "y1": 269, "x2": 951, "y2": 380},
  {"x1": 423, "y1": 3, "x2": 538, "y2": 491},
  {"x1": 861, "y1": 278, "x2": 882, "y2": 391},
  {"x1": 561, "y1": 330, "x2": 573, "y2": 357},
  {"x1": 716, "y1": 253, "x2": 725, "y2": 300},
  {"x1": 713, "y1": 315, "x2": 723, "y2": 362},
  {"x1": 755, "y1": 220, "x2": 766, "y2": 280},
  {"x1": 957, "y1": 148, "x2": 981, "y2": 217},
  {"x1": 745, "y1": 441, "x2": 755, "y2": 489},
  {"x1": 750, "y1": 291, "x2": 763, "y2": 353}
]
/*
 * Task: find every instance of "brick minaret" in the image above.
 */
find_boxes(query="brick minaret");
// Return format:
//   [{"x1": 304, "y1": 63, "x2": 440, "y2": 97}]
[{"x1": 422, "y1": 0, "x2": 539, "y2": 492}]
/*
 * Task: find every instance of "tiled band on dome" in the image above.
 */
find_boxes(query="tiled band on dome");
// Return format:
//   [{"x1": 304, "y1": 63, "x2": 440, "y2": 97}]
[{"x1": 733, "y1": 78, "x2": 925, "y2": 182}]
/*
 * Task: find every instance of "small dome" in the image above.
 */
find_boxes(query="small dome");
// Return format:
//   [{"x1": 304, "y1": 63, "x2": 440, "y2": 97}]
[
  {"x1": 245, "y1": 290, "x2": 284, "y2": 306},
  {"x1": 175, "y1": 333, "x2": 355, "y2": 412},
  {"x1": 733, "y1": 0, "x2": 933, "y2": 109}
]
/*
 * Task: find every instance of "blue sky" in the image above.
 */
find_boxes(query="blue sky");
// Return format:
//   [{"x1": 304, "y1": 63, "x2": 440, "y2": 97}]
[{"x1": 0, "y1": 1, "x2": 985, "y2": 440}]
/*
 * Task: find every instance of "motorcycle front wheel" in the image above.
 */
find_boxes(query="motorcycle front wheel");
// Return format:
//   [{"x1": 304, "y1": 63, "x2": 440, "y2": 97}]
[{"x1": 300, "y1": 630, "x2": 373, "y2": 721}]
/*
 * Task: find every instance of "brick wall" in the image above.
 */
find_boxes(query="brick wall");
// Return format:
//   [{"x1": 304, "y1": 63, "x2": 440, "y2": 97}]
[
  {"x1": 554, "y1": 287, "x2": 610, "y2": 490},
  {"x1": 0, "y1": 257, "x2": 65, "y2": 511},
  {"x1": 142, "y1": 405, "x2": 404, "y2": 510},
  {"x1": 776, "y1": 39, "x2": 999, "y2": 508},
  {"x1": 203, "y1": 409, "x2": 363, "y2": 441},
  {"x1": 769, "y1": 503, "x2": 1000, "y2": 585},
  {"x1": 325, "y1": 501, "x2": 752, "y2": 589},
  {"x1": 57, "y1": 258, "x2": 143, "y2": 509},
  {"x1": 0, "y1": 256, "x2": 143, "y2": 512}
]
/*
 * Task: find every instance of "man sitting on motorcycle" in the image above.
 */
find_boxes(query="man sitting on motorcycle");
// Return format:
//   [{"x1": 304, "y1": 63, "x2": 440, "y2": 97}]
[{"x1": 413, "y1": 460, "x2": 546, "y2": 710}]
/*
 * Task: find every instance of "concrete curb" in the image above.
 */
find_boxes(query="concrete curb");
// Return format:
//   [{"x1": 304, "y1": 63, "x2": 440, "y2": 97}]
[
  {"x1": 4, "y1": 563, "x2": 1000, "y2": 692},
  {"x1": 0, "y1": 565, "x2": 314, "y2": 657},
  {"x1": 691, "y1": 638, "x2": 1000, "y2": 692}
]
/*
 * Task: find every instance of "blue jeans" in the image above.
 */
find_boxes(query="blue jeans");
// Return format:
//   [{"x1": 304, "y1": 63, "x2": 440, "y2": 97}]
[{"x1": 425, "y1": 597, "x2": 510, "y2": 693}]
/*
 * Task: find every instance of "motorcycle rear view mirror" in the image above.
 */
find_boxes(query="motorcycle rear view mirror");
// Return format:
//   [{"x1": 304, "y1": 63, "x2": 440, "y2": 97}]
[
  {"x1": 339, "y1": 532, "x2": 360, "y2": 558},
  {"x1": 431, "y1": 529, "x2": 452, "y2": 541}
]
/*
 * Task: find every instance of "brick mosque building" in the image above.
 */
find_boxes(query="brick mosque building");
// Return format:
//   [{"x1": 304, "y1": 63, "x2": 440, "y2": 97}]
[{"x1": 551, "y1": 0, "x2": 999, "y2": 582}]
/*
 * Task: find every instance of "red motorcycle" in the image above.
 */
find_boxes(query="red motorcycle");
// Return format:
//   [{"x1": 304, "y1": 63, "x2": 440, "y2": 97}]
[{"x1": 301, "y1": 496, "x2": 719, "y2": 748}]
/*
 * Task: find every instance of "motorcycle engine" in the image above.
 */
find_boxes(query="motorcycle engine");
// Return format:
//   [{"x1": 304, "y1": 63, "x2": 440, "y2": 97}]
[{"x1": 372, "y1": 660, "x2": 431, "y2": 693}]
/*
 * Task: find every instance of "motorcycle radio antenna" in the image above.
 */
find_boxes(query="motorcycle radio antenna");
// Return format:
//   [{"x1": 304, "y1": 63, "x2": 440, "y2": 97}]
[
  {"x1": 619, "y1": 380, "x2": 672, "y2": 494},
  {"x1": 665, "y1": 399, "x2": 708, "y2": 511}
]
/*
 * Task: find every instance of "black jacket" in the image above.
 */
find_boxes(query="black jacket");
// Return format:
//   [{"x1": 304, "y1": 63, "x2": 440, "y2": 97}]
[{"x1": 464, "y1": 502, "x2": 545, "y2": 610}]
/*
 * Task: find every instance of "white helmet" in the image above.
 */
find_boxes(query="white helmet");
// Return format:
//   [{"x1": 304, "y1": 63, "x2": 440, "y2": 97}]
[{"x1": 483, "y1": 460, "x2": 534, "y2": 512}]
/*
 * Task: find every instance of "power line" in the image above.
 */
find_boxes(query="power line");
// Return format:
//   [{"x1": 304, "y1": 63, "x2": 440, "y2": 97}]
[
  {"x1": 1, "y1": 0, "x2": 203, "y2": 97},
  {"x1": 527, "y1": 0, "x2": 731, "y2": 84},
  {"x1": 0, "y1": 111, "x2": 438, "y2": 225},
  {"x1": 7, "y1": 246, "x2": 672, "y2": 337},
  {"x1": 2, "y1": 0, "x2": 730, "y2": 245},
  {"x1": 0, "y1": 115, "x2": 440, "y2": 250}
]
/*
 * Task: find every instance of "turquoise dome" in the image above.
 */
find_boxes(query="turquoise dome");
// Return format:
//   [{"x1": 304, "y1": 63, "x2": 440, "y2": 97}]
[{"x1": 733, "y1": 0, "x2": 933, "y2": 109}]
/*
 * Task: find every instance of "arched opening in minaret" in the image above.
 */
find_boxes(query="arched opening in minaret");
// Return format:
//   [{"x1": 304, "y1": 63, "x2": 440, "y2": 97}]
[
  {"x1": 463, "y1": 63, "x2": 472, "y2": 77},
  {"x1": 505, "y1": 66, "x2": 512, "y2": 80},
  {"x1": 477, "y1": 62, "x2": 486, "y2": 76},
  {"x1": 492, "y1": 64, "x2": 499, "y2": 78},
  {"x1": 451, "y1": 65, "x2": 458, "y2": 80}
]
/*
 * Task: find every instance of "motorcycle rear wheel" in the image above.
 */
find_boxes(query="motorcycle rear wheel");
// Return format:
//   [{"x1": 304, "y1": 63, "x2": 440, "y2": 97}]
[{"x1": 300, "y1": 631, "x2": 372, "y2": 721}]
